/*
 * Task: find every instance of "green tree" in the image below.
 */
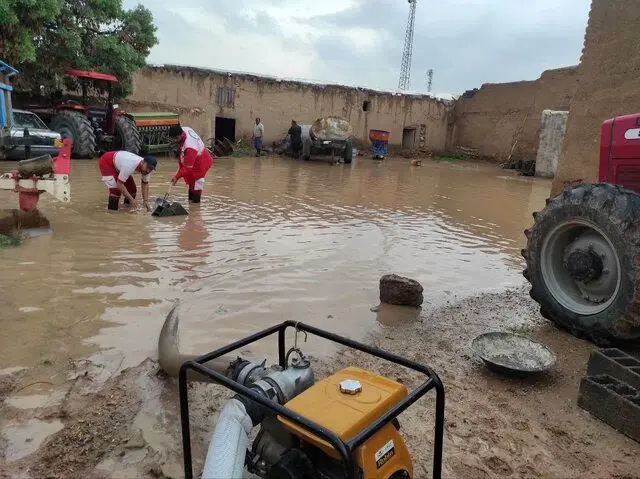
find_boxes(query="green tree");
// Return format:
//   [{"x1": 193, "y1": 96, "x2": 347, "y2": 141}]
[
  {"x1": 0, "y1": 0, "x2": 62, "y2": 63},
  {"x1": 0, "y1": 0, "x2": 157, "y2": 97}
]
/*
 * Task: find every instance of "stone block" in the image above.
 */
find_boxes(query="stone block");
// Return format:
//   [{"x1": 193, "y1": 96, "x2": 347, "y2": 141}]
[
  {"x1": 379, "y1": 274, "x2": 423, "y2": 307},
  {"x1": 535, "y1": 109, "x2": 569, "y2": 178}
]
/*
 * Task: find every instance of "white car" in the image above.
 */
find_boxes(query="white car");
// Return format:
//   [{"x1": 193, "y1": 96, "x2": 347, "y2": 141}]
[{"x1": 4, "y1": 109, "x2": 63, "y2": 160}]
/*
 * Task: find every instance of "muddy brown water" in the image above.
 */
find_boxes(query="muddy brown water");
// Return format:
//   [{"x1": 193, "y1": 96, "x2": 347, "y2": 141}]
[{"x1": 0, "y1": 156, "x2": 551, "y2": 379}]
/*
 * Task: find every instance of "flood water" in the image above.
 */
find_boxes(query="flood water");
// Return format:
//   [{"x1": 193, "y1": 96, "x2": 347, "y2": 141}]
[{"x1": 0, "y1": 156, "x2": 551, "y2": 376}]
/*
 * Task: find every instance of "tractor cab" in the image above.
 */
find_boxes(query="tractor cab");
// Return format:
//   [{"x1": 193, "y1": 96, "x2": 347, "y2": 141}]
[{"x1": 59, "y1": 69, "x2": 121, "y2": 143}]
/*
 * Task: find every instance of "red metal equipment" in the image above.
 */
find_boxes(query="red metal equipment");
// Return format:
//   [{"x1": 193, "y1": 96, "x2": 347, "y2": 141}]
[
  {"x1": 598, "y1": 113, "x2": 640, "y2": 192},
  {"x1": 0, "y1": 138, "x2": 71, "y2": 211}
]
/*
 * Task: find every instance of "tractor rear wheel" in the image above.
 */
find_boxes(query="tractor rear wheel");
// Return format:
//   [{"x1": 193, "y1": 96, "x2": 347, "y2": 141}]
[
  {"x1": 113, "y1": 115, "x2": 142, "y2": 155},
  {"x1": 522, "y1": 183, "x2": 640, "y2": 345},
  {"x1": 50, "y1": 110, "x2": 96, "y2": 159}
]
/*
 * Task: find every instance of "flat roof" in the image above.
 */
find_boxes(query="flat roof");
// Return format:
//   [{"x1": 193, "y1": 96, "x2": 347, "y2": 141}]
[{"x1": 64, "y1": 69, "x2": 118, "y2": 82}]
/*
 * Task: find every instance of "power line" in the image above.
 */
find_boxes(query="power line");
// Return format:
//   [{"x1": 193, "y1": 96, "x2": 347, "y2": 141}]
[{"x1": 398, "y1": 0, "x2": 418, "y2": 90}]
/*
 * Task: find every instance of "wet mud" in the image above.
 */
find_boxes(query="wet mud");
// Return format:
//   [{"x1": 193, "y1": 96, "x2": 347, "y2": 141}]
[
  {"x1": 2, "y1": 288, "x2": 640, "y2": 478},
  {"x1": 1, "y1": 156, "x2": 638, "y2": 477},
  {"x1": 0, "y1": 210, "x2": 50, "y2": 237}
]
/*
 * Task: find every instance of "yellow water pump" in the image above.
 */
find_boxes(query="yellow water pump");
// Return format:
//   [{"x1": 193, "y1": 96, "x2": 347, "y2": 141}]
[{"x1": 178, "y1": 321, "x2": 444, "y2": 479}]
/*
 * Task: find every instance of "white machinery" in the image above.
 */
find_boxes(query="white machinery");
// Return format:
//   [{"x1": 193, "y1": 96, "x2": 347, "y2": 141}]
[
  {"x1": 0, "y1": 139, "x2": 71, "y2": 211},
  {"x1": 0, "y1": 57, "x2": 70, "y2": 212}
]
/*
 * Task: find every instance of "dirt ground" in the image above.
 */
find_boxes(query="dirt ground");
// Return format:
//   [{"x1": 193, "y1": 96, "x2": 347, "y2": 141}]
[{"x1": 2, "y1": 286, "x2": 640, "y2": 478}]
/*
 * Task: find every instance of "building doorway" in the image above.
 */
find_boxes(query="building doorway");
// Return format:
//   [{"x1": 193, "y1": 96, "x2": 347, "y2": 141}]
[
  {"x1": 215, "y1": 116, "x2": 236, "y2": 143},
  {"x1": 402, "y1": 128, "x2": 416, "y2": 149}
]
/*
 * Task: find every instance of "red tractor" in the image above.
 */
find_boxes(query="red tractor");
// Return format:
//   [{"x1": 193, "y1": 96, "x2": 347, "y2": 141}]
[
  {"x1": 21, "y1": 69, "x2": 141, "y2": 158},
  {"x1": 523, "y1": 113, "x2": 640, "y2": 346}
]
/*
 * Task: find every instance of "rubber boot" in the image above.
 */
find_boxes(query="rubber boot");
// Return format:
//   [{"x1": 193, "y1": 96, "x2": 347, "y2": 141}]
[
  {"x1": 189, "y1": 190, "x2": 201, "y2": 203},
  {"x1": 108, "y1": 196, "x2": 119, "y2": 211}
]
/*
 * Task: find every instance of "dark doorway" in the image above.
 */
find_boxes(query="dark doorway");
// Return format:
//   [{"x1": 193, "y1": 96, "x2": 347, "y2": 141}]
[
  {"x1": 215, "y1": 116, "x2": 236, "y2": 143},
  {"x1": 402, "y1": 128, "x2": 416, "y2": 149}
]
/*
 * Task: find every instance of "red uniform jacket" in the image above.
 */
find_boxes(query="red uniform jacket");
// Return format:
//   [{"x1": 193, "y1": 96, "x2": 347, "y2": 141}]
[{"x1": 174, "y1": 127, "x2": 214, "y2": 182}]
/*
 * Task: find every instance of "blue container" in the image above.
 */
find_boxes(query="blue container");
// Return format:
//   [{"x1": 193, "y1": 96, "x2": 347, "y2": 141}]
[
  {"x1": 371, "y1": 139, "x2": 388, "y2": 159},
  {"x1": 369, "y1": 129, "x2": 389, "y2": 159}
]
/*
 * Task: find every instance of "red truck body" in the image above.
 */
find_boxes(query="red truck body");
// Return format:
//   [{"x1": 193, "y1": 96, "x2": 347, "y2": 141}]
[{"x1": 599, "y1": 114, "x2": 640, "y2": 193}]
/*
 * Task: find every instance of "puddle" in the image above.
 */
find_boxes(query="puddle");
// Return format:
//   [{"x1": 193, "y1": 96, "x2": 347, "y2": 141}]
[
  {"x1": 375, "y1": 303, "x2": 422, "y2": 327},
  {"x1": 0, "y1": 157, "x2": 551, "y2": 371},
  {"x1": 2, "y1": 418, "x2": 64, "y2": 461},
  {"x1": 4, "y1": 391, "x2": 66, "y2": 410},
  {"x1": 21, "y1": 227, "x2": 53, "y2": 238},
  {"x1": 18, "y1": 307, "x2": 43, "y2": 313},
  {"x1": 0, "y1": 367, "x2": 27, "y2": 376}
]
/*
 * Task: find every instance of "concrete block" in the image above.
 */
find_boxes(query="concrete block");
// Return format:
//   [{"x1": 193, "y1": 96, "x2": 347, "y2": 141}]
[
  {"x1": 586, "y1": 348, "x2": 640, "y2": 390},
  {"x1": 578, "y1": 374, "x2": 640, "y2": 443},
  {"x1": 535, "y1": 109, "x2": 569, "y2": 178}
]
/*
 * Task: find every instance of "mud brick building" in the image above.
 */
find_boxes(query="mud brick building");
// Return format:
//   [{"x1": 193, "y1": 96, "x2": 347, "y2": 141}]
[
  {"x1": 552, "y1": 0, "x2": 640, "y2": 194},
  {"x1": 124, "y1": 63, "x2": 583, "y2": 169},
  {"x1": 451, "y1": 67, "x2": 579, "y2": 165},
  {"x1": 123, "y1": 66, "x2": 452, "y2": 151}
]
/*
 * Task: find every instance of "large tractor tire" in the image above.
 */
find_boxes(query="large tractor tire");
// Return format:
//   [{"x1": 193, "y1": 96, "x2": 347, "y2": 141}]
[
  {"x1": 50, "y1": 110, "x2": 96, "y2": 159},
  {"x1": 113, "y1": 115, "x2": 142, "y2": 155},
  {"x1": 522, "y1": 183, "x2": 640, "y2": 346}
]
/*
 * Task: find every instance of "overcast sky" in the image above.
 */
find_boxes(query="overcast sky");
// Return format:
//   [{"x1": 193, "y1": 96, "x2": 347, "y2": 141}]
[{"x1": 125, "y1": 0, "x2": 592, "y2": 96}]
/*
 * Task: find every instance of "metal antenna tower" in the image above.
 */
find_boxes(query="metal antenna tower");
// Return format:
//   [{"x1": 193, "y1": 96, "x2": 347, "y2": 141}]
[
  {"x1": 426, "y1": 69, "x2": 434, "y2": 92},
  {"x1": 398, "y1": 0, "x2": 418, "y2": 90}
]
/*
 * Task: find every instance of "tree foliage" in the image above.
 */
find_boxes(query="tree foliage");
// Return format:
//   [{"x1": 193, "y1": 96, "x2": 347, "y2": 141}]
[{"x1": 0, "y1": 0, "x2": 157, "y2": 97}]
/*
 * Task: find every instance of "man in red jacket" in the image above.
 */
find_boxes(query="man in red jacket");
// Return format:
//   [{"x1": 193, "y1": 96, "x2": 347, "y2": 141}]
[
  {"x1": 98, "y1": 150, "x2": 157, "y2": 211},
  {"x1": 168, "y1": 124, "x2": 214, "y2": 203}
]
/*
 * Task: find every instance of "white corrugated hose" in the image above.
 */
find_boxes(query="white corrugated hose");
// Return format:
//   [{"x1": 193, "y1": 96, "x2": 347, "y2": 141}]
[{"x1": 202, "y1": 399, "x2": 253, "y2": 479}]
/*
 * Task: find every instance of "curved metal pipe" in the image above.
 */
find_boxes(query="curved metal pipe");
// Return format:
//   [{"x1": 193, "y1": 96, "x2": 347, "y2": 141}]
[{"x1": 158, "y1": 302, "x2": 233, "y2": 382}]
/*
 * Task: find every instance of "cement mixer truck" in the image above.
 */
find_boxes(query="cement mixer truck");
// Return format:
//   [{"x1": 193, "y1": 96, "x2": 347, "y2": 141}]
[{"x1": 299, "y1": 116, "x2": 353, "y2": 164}]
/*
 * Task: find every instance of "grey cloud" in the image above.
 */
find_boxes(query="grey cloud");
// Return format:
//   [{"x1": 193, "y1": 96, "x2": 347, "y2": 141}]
[{"x1": 126, "y1": 0, "x2": 591, "y2": 95}]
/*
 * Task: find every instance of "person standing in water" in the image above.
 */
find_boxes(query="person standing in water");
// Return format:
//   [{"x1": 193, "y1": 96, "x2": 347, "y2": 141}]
[
  {"x1": 288, "y1": 119, "x2": 302, "y2": 158},
  {"x1": 252, "y1": 117, "x2": 264, "y2": 156},
  {"x1": 98, "y1": 150, "x2": 157, "y2": 211},
  {"x1": 168, "y1": 124, "x2": 214, "y2": 204}
]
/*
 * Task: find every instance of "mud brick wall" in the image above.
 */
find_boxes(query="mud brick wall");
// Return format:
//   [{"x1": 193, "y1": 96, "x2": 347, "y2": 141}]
[
  {"x1": 453, "y1": 66, "x2": 579, "y2": 163},
  {"x1": 123, "y1": 66, "x2": 452, "y2": 150},
  {"x1": 552, "y1": 0, "x2": 640, "y2": 195}
]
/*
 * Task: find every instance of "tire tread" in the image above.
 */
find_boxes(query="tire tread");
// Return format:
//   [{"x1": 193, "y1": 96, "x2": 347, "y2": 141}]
[
  {"x1": 522, "y1": 183, "x2": 640, "y2": 345},
  {"x1": 50, "y1": 110, "x2": 96, "y2": 159}
]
